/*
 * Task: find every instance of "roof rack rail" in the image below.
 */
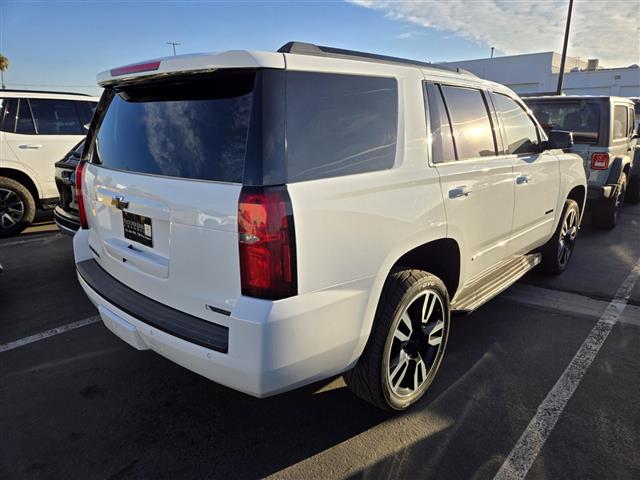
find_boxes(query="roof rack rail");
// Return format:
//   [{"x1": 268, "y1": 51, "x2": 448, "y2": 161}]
[
  {"x1": 0, "y1": 88, "x2": 93, "y2": 97},
  {"x1": 277, "y1": 41, "x2": 476, "y2": 77}
]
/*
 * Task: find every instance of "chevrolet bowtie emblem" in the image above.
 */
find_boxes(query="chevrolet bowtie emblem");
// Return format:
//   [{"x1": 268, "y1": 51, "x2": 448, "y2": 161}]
[{"x1": 111, "y1": 195, "x2": 129, "y2": 210}]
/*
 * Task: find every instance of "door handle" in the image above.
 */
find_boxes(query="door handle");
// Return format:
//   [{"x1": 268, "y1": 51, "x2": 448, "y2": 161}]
[
  {"x1": 449, "y1": 185, "x2": 473, "y2": 199},
  {"x1": 18, "y1": 144, "x2": 43, "y2": 149},
  {"x1": 516, "y1": 175, "x2": 532, "y2": 185}
]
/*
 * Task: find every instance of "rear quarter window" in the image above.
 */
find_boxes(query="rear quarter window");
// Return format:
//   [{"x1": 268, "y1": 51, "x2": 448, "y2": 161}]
[
  {"x1": 613, "y1": 105, "x2": 628, "y2": 140},
  {"x1": 285, "y1": 72, "x2": 398, "y2": 182},
  {"x1": 30, "y1": 99, "x2": 85, "y2": 134}
]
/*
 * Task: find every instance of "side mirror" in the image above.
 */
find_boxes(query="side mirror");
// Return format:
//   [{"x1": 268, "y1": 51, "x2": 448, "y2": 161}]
[{"x1": 544, "y1": 130, "x2": 574, "y2": 150}]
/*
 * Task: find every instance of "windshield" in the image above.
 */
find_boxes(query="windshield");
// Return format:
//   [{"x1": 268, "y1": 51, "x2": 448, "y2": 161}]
[{"x1": 527, "y1": 100, "x2": 601, "y2": 144}]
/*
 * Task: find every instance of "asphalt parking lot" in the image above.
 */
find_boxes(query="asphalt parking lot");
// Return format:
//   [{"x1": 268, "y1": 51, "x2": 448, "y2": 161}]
[{"x1": 1, "y1": 205, "x2": 639, "y2": 480}]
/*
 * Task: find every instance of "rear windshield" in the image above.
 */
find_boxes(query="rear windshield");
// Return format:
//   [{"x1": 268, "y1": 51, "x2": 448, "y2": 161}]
[
  {"x1": 94, "y1": 71, "x2": 255, "y2": 183},
  {"x1": 90, "y1": 69, "x2": 398, "y2": 185},
  {"x1": 527, "y1": 100, "x2": 601, "y2": 144}
]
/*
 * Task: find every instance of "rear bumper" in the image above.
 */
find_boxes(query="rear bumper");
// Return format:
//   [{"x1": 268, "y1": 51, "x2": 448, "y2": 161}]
[
  {"x1": 587, "y1": 184, "x2": 616, "y2": 202},
  {"x1": 74, "y1": 233, "x2": 372, "y2": 398},
  {"x1": 77, "y1": 259, "x2": 229, "y2": 352},
  {"x1": 54, "y1": 206, "x2": 80, "y2": 236}
]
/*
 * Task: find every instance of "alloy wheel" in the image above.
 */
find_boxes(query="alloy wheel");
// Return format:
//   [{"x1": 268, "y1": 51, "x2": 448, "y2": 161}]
[
  {"x1": 613, "y1": 182, "x2": 625, "y2": 223},
  {"x1": 0, "y1": 188, "x2": 25, "y2": 230},
  {"x1": 558, "y1": 207, "x2": 578, "y2": 267},
  {"x1": 386, "y1": 289, "x2": 446, "y2": 397}
]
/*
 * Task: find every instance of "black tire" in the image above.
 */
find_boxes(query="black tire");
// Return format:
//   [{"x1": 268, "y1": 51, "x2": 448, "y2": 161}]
[
  {"x1": 626, "y1": 176, "x2": 640, "y2": 204},
  {"x1": 540, "y1": 199, "x2": 580, "y2": 275},
  {"x1": 591, "y1": 174, "x2": 626, "y2": 229},
  {"x1": 345, "y1": 269, "x2": 450, "y2": 411},
  {"x1": 0, "y1": 176, "x2": 36, "y2": 238}
]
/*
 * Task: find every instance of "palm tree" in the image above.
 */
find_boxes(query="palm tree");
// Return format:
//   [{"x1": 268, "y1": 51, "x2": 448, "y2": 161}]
[{"x1": 0, "y1": 54, "x2": 9, "y2": 89}]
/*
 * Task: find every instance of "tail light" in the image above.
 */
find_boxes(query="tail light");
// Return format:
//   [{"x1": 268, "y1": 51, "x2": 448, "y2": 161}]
[
  {"x1": 591, "y1": 153, "x2": 610, "y2": 170},
  {"x1": 75, "y1": 161, "x2": 88, "y2": 229},
  {"x1": 238, "y1": 186, "x2": 297, "y2": 300}
]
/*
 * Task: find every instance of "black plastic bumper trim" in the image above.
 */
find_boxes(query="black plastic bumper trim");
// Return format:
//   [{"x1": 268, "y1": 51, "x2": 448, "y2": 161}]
[
  {"x1": 77, "y1": 259, "x2": 229, "y2": 353},
  {"x1": 587, "y1": 184, "x2": 614, "y2": 201},
  {"x1": 54, "y1": 208, "x2": 80, "y2": 235}
]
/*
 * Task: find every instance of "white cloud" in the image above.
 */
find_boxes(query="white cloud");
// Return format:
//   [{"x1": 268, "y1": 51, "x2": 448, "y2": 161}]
[{"x1": 349, "y1": 0, "x2": 640, "y2": 66}]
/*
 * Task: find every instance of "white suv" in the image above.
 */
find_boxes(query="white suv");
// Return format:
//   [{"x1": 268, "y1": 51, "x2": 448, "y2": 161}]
[
  {"x1": 74, "y1": 43, "x2": 586, "y2": 410},
  {"x1": 0, "y1": 90, "x2": 98, "y2": 236}
]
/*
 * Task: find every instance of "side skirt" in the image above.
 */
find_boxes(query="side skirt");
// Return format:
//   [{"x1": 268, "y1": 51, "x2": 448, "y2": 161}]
[{"x1": 451, "y1": 253, "x2": 541, "y2": 313}]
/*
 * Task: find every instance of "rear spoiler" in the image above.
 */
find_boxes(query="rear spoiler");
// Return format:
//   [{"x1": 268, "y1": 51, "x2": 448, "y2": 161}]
[{"x1": 97, "y1": 51, "x2": 285, "y2": 87}]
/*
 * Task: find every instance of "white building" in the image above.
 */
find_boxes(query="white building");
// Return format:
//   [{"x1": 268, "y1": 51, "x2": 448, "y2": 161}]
[{"x1": 441, "y1": 52, "x2": 640, "y2": 97}]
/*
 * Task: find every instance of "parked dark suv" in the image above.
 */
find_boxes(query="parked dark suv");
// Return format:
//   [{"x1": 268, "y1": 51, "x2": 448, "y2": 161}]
[
  {"x1": 525, "y1": 96, "x2": 638, "y2": 229},
  {"x1": 53, "y1": 140, "x2": 84, "y2": 235}
]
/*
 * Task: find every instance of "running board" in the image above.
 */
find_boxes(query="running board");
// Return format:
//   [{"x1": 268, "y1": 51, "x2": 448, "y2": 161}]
[{"x1": 451, "y1": 253, "x2": 541, "y2": 312}]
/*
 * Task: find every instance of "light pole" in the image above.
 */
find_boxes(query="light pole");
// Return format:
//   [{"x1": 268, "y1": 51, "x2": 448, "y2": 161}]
[
  {"x1": 556, "y1": 0, "x2": 573, "y2": 95},
  {"x1": 167, "y1": 42, "x2": 181, "y2": 56}
]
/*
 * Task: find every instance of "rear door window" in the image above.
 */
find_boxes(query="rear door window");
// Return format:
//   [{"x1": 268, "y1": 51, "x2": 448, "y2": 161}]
[
  {"x1": 0, "y1": 98, "x2": 5, "y2": 129},
  {"x1": 491, "y1": 93, "x2": 541, "y2": 155},
  {"x1": 613, "y1": 105, "x2": 628, "y2": 140},
  {"x1": 16, "y1": 99, "x2": 36, "y2": 134},
  {"x1": 94, "y1": 71, "x2": 255, "y2": 183},
  {"x1": 425, "y1": 83, "x2": 456, "y2": 163},
  {"x1": 30, "y1": 99, "x2": 84, "y2": 134},
  {"x1": 440, "y1": 85, "x2": 496, "y2": 160},
  {"x1": 285, "y1": 72, "x2": 397, "y2": 182},
  {"x1": 0, "y1": 98, "x2": 17, "y2": 132}
]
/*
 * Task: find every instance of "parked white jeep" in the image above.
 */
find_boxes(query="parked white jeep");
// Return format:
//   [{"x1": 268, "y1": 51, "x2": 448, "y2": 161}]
[
  {"x1": 0, "y1": 90, "x2": 98, "y2": 236},
  {"x1": 74, "y1": 43, "x2": 587, "y2": 410}
]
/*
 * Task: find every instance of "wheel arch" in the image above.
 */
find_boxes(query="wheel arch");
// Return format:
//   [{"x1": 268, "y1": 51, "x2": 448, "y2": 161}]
[
  {"x1": 567, "y1": 184, "x2": 586, "y2": 219},
  {"x1": 0, "y1": 167, "x2": 41, "y2": 207},
  {"x1": 557, "y1": 153, "x2": 588, "y2": 230},
  {"x1": 606, "y1": 156, "x2": 632, "y2": 185},
  {"x1": 391, "y1": 238, "x2": 461, "y2": 301},
  {"x1": 349, "y1": 236, "x2": 462, "y2": 369}
]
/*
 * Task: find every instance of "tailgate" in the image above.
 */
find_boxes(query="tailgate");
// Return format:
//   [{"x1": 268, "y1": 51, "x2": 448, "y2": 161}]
[
  {"x1": 85, "y1": 166, "x2": 242, "y2": 317},
  {"x1": 81, "y1": 70, "x2": 259, "y2": 317}
]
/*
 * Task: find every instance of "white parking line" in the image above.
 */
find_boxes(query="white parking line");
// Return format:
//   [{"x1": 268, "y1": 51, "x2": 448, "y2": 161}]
[
  {"x1": 504, "y1": 283, "x2": 640, "y2": 327},
  {"x1": 494, "y1": 258, "x2": 640, "y2": 480},
  {"x1": 0, "y1": 315, "x2": 101, "y2": 353},
  {"x1": 0, "y1": 233, "x2": 62, "y2": 248}
]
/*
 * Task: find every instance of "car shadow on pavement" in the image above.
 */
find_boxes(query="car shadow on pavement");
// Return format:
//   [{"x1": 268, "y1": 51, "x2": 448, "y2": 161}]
[
  {"x1": 79, "y1": 311, "x2": 509, "y2": 479},
  {"x1": 2, "y1": 290, "x2": 596, "y2": 479}
]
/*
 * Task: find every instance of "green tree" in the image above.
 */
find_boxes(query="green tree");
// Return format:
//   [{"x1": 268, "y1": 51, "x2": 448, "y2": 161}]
[{"x1": 0, "y1": 54, "x2": 9, "y2": 89}]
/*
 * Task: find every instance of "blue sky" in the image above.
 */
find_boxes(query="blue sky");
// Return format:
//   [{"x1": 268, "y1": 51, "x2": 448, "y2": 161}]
[
  {"x1": 0, "y1": 0, "x2": 500, "y2": 96},
  {"x1": 1, "y1": 0, "x2": 638, "y2": 96}
]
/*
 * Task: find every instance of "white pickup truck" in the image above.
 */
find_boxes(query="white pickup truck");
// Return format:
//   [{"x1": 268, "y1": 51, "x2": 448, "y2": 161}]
[{"x1": 74, "y1": 43, "x2": 587, "y2": 410}]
